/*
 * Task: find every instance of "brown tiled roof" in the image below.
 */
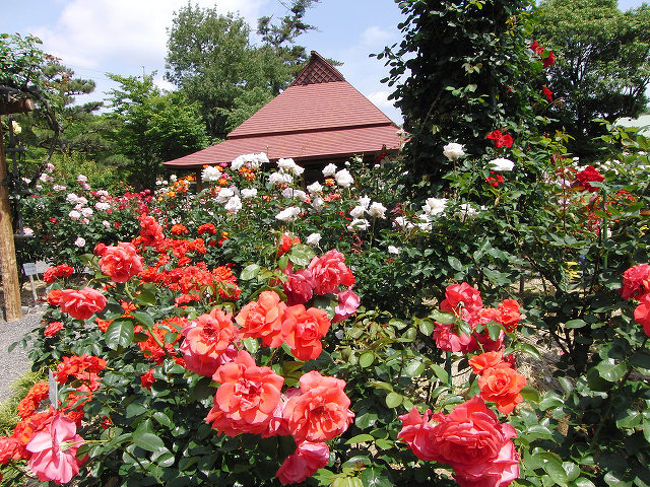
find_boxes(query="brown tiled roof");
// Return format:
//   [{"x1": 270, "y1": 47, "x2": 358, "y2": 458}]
[{"x1": 164, "y1": 51, "x2": 400, "y2": 169}]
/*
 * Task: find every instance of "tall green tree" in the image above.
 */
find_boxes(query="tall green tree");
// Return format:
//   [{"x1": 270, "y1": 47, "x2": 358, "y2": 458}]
[
  {"x1": 378, "y1": 0, "x2": 544, "y2": 187},
  {"x1": 105, "y1": 73, "x2": 208, "y2": 188},
  {"x1": 165, "y1": 1, "x2": 319, "y2": 139},
  {"x1": 534, "y1": 0, "x2": 650, "y2": 158}
]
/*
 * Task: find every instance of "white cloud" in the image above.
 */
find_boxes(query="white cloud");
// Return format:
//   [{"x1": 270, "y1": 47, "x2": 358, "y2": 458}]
[
  {"x1": 367, "y1": 90, "x2": 392, "y2": 109},
  {"x1": 360, "y1": 25, "x2": 393, "y2": 48},
  {"x1": 33, "y1": 0, "x2": 268, "y2": 71}
]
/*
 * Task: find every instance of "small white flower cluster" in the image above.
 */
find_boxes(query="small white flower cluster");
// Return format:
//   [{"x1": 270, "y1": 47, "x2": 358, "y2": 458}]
[
  {"x1": 231, "y1": 152, "x2": 269, "y2": 171},
  {"x1": 305, "y1": 233, "x2": 321, "y2": 246},
  {"x1": 269, "y1": 158, "x2": 304, "y2": 186},
  {"x1": 321, "y1": 163, "x2": 355, "y2": 188},
  {"x1": 11, "y1": 120, "x2": 21, "y2": 135},
  {"x1": 202, "y1": 165, "x2": 223, "y2": 183},
  {"x1": 347, "y1": 195, "x2": 387, "y2": 232},
  {"x1": 275, "y1": 206, "x2": 301, "y2": 223},
  {"x1": 443, "y1": 142, "x2": 465, "y2": 161},
  {"x1": 488, "y1": 158, "x2": 515, "y2": 172},
  {"x1": 215, "y1": 187, "x2": 243, "y2": 213},
  {"x1": 421, "y1": 197, "x2": 448, "y2": 217},
  {"x1": 282, "y1": 187, "x2": 309, "y2": 202}
]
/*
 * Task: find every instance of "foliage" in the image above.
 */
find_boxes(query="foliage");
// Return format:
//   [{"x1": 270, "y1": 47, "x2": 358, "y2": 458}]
[
  {"x1": 165, "y1": 1, "x2": 319, "y2": 138},
  {"x1": 377, "y1": 0, "x2": 545, "y2": 187},
  {"x1": 105, "y1": 74, "x2": 208, "y2": 188},
  {"x1": 534, "y1": 0, "x2": 650, "y2": 158}
]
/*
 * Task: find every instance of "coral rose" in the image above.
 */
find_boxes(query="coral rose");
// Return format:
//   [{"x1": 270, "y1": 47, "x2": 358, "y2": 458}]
[
  {"x1": 47, "y1": 289, "x2": 64, "y2": 306},
  {"x1": 180, "y1": 308, "x2": 238, "y2": 377},
  {"x1": 236, "y1": 290, "x2": 287, "y2": 347},
  {"x1": 98, "y1": 242, "x2": 144, "y2": 283},
  {"x1": 59, "y1": 288, "x2": 107, "y2": 320},
  {"x1": 469, "y1": 351, "x2": 511, "y2": 375},
  {"x1": 478, "y1": 367, "x2": 526, "y2": 414},
  {"x1": 283, "y1": 371, "x2": 354, "y2": 442},
  {"x1": 207, "y1": 351, "x2": 284, "y2": 436},
  {"x1": 307, "y1": 249, "x2": 355, "y2": 295},
  {"x1": 281, "y1": 305, "x2": 331, "y2": 361},
  {"x1": 276, "y1": 441, "x2": 330, "y2": 485}
]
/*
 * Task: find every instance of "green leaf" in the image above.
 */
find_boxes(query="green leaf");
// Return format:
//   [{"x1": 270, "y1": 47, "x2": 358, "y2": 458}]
[
  {"x1": 629, "y1": 350, "x2": 650, "y2": 369},
  {"x1": 132, "y1": 310, "x2": 155, "y2": 329},
  {"x1": 133, "y1": 432, "x2": 166, "y2": 453},
  {"x1": 418, "y1": 319, "x2": 434, "y2": 335},
  {"x1": 516, "y1": 342, "x2": 541, "y2": 359},
  {"x1": 136, "y1": 283, "x2": 158, "y2": 306},
  {"x1": 345, "y1": 434, "x2": 374, "y2": 445},
  {"x1": 563, "y1": 463, "x2": 580, "y2": 482},
  {"x1": 240, "y1": 264, "x2": 261, "y2": 281},
  {"x1": 448, "y1": 256, "x2": 463, "y2": 271},
  {"x1": 430, "y1": 364, "x2": 449, "y2": 383},
  {"x1": 595, "y1": 359, "x2": 627, "y2": 382},
  {"x1": 385, "y1": 392, "x2": 403, "y2": 408},
  {"x1": 537, "y1": 452, "x2": 568, "y2": 487},
  {"x1": 520, "y1": 385, "x2": 540, "y2": 403},
  {"x1": 105, "y1": 320, "x2": 134, "y2": 350},
  {"x1": 404, "y1": 360, "x2": 425, "y2": 377},
  {"x1": 359, "y1": 352, "x2": 375, "y2": 368},
  {"x1": 389, "y1": 318, "x2": 408, "y2": 330},
  {"x1": 288, "y1": 244, "x2": 315, "y2": 267},
  {"x1": 486, "y1": 321, "x2": 503, "y2": 341},
  {"x1": 571, "y1": 478, "x2": 596, "y2": 487},
  {"x1": 242, "y1": 337, "x2": 260, "y2": 355},
  {"x1": 360, "y1": 468, "x2": 393, "y2": 487},
  {"x1": 152, "y1": 411, "x2": 173, "y2": 428},
  {"x1": 565, "y1": 319, "x2": 587, "y2": 329},
  {"x1": 430, "y1": 310, "x2": 455, "y2": 325}
]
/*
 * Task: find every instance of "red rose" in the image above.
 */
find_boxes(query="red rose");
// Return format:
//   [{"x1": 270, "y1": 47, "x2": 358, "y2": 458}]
[
  {"x1": 140, "y1": 369, "x2": 155, "y2": 390},
  {"x1": 432, "y1": 322, "x2": 478, "y2": 354},
  {"x1": 620, "y1": 264, "x2": 650, "y2": 300},
  {"x1": 59, "y1": 288, "x2": 107, "y2": 320},
  {"x1": 542, "y1": 85, "x2": 553, "y2": 102},
  {"x1": 43, "y1": 322, "x2": 64, "y2": 338},
  {"x1": 634, "y1": 294, "x2": 650, "y2": 337},
  {"x1": 281, "y1": 305, "x2": 331, "y2": 361},
  {"x1": 93, "y1": 243, "x2": 107, "y2": 257},
  {"x1": 98, "y1": 242, "x2": 144, "y2": 284},
  {"x1": 47, "y1": 289, "x2": 64, "y2": 306},
  {"x1": 307, "y1": 249, "x2": 355, "y2": 295},
  {"x1": 276, "y1": 441, "x2": 329, "y2": 485},
  {"x1": 278, "y1": 234, "x2": 300, "y2": 257},
  {"x1": 440, "y1": 282, "x2": 483, "y2": 320},
  {"x1": 486, "y1": 130, "x2": 514, "y2": 149},
  {"x1": 575, "y1": 165, "x2": 604, "y2": 192},
  {"x1": 543, "y1": 50, "x2": 555, "y2": 68}
]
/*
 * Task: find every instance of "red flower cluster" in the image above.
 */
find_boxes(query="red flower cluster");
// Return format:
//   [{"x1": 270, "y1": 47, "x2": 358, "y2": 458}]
[
  {"x1": 487, "y1": 130, "x2": 514, "y2": 149},
  {"x1": 43, "y1": 264, "x2": 74, "y2": 284},
  {"x1": 486, "y1": 172, "x2": 504, "y2": 188},
  {"x1": 469, "y1": 350, "x2": 526, "y2": 414},
  {"x1": 56, "y1": 354, "x2": 107, "y2": 391},
  {"x1": 197, "y1": 223, "x2": 217, "y2": 235},
  {"x1": 170, "y1": 224, "x2": 189, "y2": 235},
  {"x1": 43, "y1": 321, "x2": 64, "y2": 337},
  {"x1": 398, "y1": 396, "x2": 519, "y2": 487},
  {"x1": 433, "y1": 283, "x2": 521, "y2": 353},
  {"x1": 542, "y1": 85, "x2": 553, "y2": 102},
  {"x1": 134, "y1": 317, "x2": 186, "y2": 364},
  {"x1": 278, "y1": 234, "x2": 300, "y2": 257},
  {"x1": 530, "y1": 40, "x2": 555, "y2": 68},
  {"x1": 621, "y1": 264, "x2": 650, "y2": 337},
  {"x1": 17, "y1": 382, "x2": 49, "y2": 419},
  {"x1": 575, "y1": 165, "x2": 604, "y2": 192}
]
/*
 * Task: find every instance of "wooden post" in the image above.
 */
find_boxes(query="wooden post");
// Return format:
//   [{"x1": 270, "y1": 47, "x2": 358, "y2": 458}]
[
  {"x1": 0, "y1": 95, "x2": 34, "y2": 322},
  {"x1": 0, "y1": 120, "x2": 22, "y2": 321}
]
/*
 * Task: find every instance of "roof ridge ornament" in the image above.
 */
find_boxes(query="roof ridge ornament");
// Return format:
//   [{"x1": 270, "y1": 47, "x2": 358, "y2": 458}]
[{"x1": 290, "y1": 51, "x2": 345, "y2": 86}]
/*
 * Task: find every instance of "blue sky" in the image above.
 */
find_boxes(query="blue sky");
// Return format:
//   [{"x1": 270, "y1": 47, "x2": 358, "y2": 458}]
[{"x1": 1, "y1": 0, "x2": 646, "y2": 126}]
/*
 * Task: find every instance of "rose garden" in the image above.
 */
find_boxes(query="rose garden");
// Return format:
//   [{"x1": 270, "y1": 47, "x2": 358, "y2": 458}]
[{"x1": 1, "y1": 0, "x2": 650, "y2": 486}]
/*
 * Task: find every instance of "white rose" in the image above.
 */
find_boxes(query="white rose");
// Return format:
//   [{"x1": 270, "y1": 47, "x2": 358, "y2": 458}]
[
  {"x1": 95, "y1": 202, "x2": 110, "y2": 211},
  {"x1": 216, "y1": 187, "x2": 235, "y2": 204},
  {"x1": 349, "y1": 206, "x2": 367, "y2": 218},
  {"x1": 74, "y1": 237, "x2": 86, "y2": 247},
  {"x1": 347, "y1": 218, "x2": 370, "y2": 232},
  {"x1": 275, "y1": 206, "x2": 301, "y2": 223},
  {"x1": 102, "y1": 220, "x2": 111, "y2": 228},
  {"x1": 311, "y1": 196, "x2": 324, "y2": 210},
  {"x1": 358, "y1": 195, "x2": 371, "y2": 209},
  {"x1": 443, "y1": 142, "x2": 465, "y2": 161},
  {"x1": 170, "y1": 174, "x2": 178, "y2": 182},
  {"x1": 306, "y1": 233, "x2": 321, "y2": 246},
  {"x1": 11, "y1": 120, "x2": 21, "y2": 135},
  {"x1": 66, "y1": 193, "x2": 79, "y2": 204},
  {"x1": 241, "y1": 188, "x2": 258, "y2": 199},
  {"x1": 307, "y1": 182, "x2": 323, "y2": 194},
  {"x1": 368, "y1": 202, "x2": 387, "y2": 219},
  {"x1": 224, "y1": 195, "x2": 242, "y2": 213},
  {"x1": 335, "y1": 169, "x2": 354, "y2": 188},
  {"x1": 53, "y1": 185, "x2": 66, "y2": 191},
  {"x1": 422, "y1": 197, "x2": 448, "y2": 216},
  {"x1": 22, "y1": 227, "x2": 33, "y2": 236},
  {"x1": 322, "y1": 163, "x2": 337, "y2": 177},
  {"x1": 488, "y1": 158, "x2": 515, "y2": 172},
  {"x1": 77, "y1": 174, "x2": 88, "y2": 183},
  {"x1": 269, "y1": 171, "x2": 293, "y2": 186},
  {"x1": 388, "y1": 245, "x2": 400, "y2": 255},
  {"x1": 68, "y1": 210, "x2": 81, "y2": 220},
  {"x1": 80, "y1": 207, "x2": 94, "y2": 218},
  {"x1": 231, "y1": 155, "x2": 246, "y2": 171}
]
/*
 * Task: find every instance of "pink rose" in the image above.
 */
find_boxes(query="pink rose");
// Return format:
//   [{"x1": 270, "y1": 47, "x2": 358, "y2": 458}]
[
  {"x1": 276, "y1": 441, "x2": 330, "y2": 485},
  {"x1": 307, "y1": 250, "x2": 355, "y2": 295},
  {"x1": 333, "y1": 289, "x2": 360, "y2": 323},
  {"x1": 98, "y1": 242, "x2": 144, "y2": 283},
  {"x1": 283, "y1": 269, "x2": 316, "y2": 305}
]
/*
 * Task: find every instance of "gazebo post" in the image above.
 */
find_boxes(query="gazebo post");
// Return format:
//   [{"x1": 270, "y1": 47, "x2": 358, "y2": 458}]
[{"x1": 0, "y1": 97, "x2": 34, "y2": 322}]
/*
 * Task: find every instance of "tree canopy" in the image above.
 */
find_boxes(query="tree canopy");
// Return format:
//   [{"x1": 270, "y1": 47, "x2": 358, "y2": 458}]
[{"x1": 534, "y1": 0, "x2": 650, "y2": 158}]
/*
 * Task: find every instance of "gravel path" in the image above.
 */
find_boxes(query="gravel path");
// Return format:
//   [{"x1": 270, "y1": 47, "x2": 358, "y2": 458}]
[{"x1": 0, "y1": 312, "x2": 42, "y2": 402}]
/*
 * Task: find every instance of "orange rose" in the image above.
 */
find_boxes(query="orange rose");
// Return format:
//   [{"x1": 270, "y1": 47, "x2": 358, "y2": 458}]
[
  {"x1": 468, "y1": 350, "x2": 511, "y2": 376},
  {"x1": 236, "y1": 291, "x2": 287, "y2": 347},
  {"x1": 180, "y1": 308, "x2": 237, "y2": 377},
  {"x1": 280, "y1": 305, "x2": 331, "y2": 361},
  {"x1": 496, "y1": 299, "x2": 521, "y2": 332},
  {"x1": 98, "y1": 242, "x2": 144, "y2": 284},
  {"x1": 59, "y1": 288, "x2": 107, "y2": 320},
  {"x1": 478, "y1": 367, "x2": 526, "y2": 414},
  {"x1": 47, "y1": 289, "x2": 64, "y2": 306},
  {"x1": 283, "y1": 371, "x2": 354, "y2": 442}
]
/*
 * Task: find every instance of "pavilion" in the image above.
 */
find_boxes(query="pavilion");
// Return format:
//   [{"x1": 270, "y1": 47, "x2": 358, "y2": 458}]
[{"x1": 162, "y1": 51, "x2": 403, "y2": 181}]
